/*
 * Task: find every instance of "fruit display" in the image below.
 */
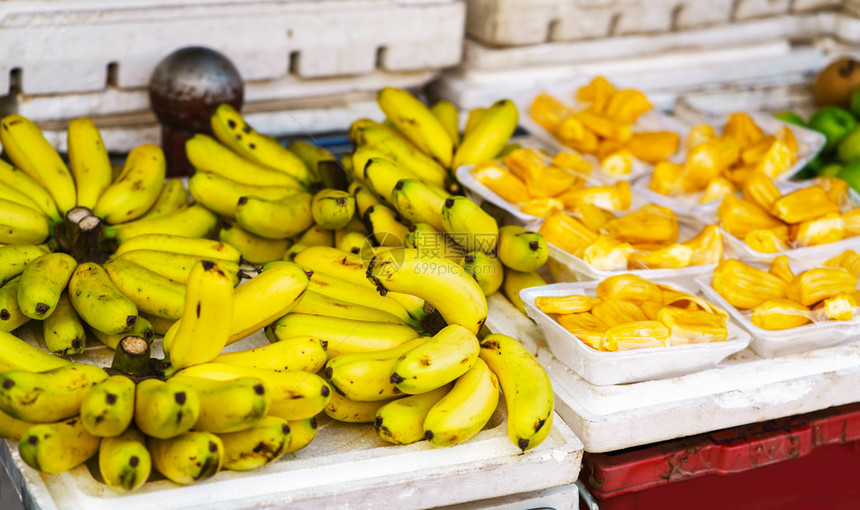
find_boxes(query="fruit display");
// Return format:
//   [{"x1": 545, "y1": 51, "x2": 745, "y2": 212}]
[
  {"x1": 538, "y1": 206, "x2": 723, "y2": 271},
  {"x1": 528, "y1": 76, "x2": 681, "y2": 177},
  {"x1": 647, "y1": 112, "x2": 803, "y2": 204},
  {"x1": 534, "y1": 274, "x2": 729, "y2": 351},
  {"x1": 710, "y1": 254, "x2": 860, "y2": 331}
]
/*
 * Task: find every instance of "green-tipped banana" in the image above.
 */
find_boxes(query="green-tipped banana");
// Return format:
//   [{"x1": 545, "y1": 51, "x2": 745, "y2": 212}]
[
  {"x1": 311, "y1": 189, "x2": 355, "y2": 230},
  {"x1": 186, "y1": 133, "x2": 303, "y2": 189},
  {"x1": 218, "y1": 416, "x2": 291, "y2": 471},
  {"x1": 440, "y1": 196, "x2": 499, "y2": 254},
  {"x1": 141, "y1": 177, "x2": 188, "y2": 220},
  {"x1": 219, "y1": 221, "x2": 289, "y2": 265},
  {"x1": 0, "y1": 198, "x2": 50, "y2": 245},
  {"x1": 0, "y1": 160, "x2": 61, "y2": 223},
  {"x1": 114, "y1": 249, "x2": 241, "y2": 286},
  {"x1": 235, "y1": 192, "x2": 313, "y2": 239},
  {"x1": 390, "y1": 179, "x2": 446, "y2": 231},
  {"x1": 501, "y1": 268, "x2": 547, "y2": 315},
  {"x1": 99, "y1": 426, "x2": 151, "y2": 491},
  {"x1": 148, "y1": 431, "x2": 223, "y2": 485},
  {"x1": 325, "y1": 390, "x2": 395, "y2": 423},
  {"x1": 20, "y1": 417, "x2": 101, "y2": 474},
  {"x1": 0, "y1": 244, "x2": 48, "y2": 286},
  {"x1": 188, "y1": 171, "x2": 299, "y2": 219},
  {"x1": 134, "y1": 378, "x2": 200, "y2": 439},
  {"x1": 93, "y1": 144, "x2": 166, "y2": 224},
  {"x1": 114, "y1": 234, "x2": 241, "y2": 264},
  {"x1": 213, "y1": 336, "x2": 327, "y2": 373},
  {"x1": 0, "y1": 277, "x2": 29, "y2": 333},
  {"x1": 375, "y1": 384, "x2": 451, "y2": 445},
  {"x1": 461, "y1": 252, "x2": 504, "y2": 296},
  {"x1": 168, "y1": 375, "x2": 269, "y2": 434},
  {"x1": 103, "y1": 259, "x2": 185, "y2": 321},
  {"x1": 283, "y1": 243, "x2": 308, "y2": 261},
  {"x1": 480, "y1": 334, "x2": 554, "y2": 452},
  {"x1": 81, "y1": 375, "x2": 136, "y2": 437},
  {"x1": 390, "y1": 325, "x2": 479, "y2": 395},
  {"x1": 324, "y1": 337, "x2": 428, "y2": 402},
  {"x1": 283, "y1": 417, "x2": 318, "y2": 453},
  {"x1": 17, "y1": 252, "x2": 77, "y2": 319},
  {"x1": 91, "y1": 316, "x2": 154, "y2": 350},
  {"x1": 0, "y1": 330, "x2": 70, "y2": 373},
  {"x1": 430, "y1": 100, "x2": 460, "y2": 147},
  {"x1": 363, "y1": 204, "x2": 408, "y2": 248},
  {"x1": 42, "y1": 292, "x2": 86, "y2": 355},
  {"x1": 364, "y1": 157, "x2": 420, "y2": 201},
  {"x1": 377, "y1": 87, "x2": 454, "y2": 168},
  {"x1": 0, "y1": 363, "x2": 108, "y2": 422},
  {"x1": 453, "y1": 99, "x2": 518, "y2": 168},
  {"x1": 423, "y1": 357, "x2": 499, "y2": 448},
  {"x1": 107, "y1": 203, "x2": 218, "y2": 245},
  {"x1": 67, "y1": 118, "x2": 113, "y2": 210},
  {"x1": 270, "y1": 313, "x2": 419, "y2": 358},
  {"x1": 296, "y1": 224, "x2": 335, "y2": 247},
  {"x1": 498, "y1": 225, "x2": 548, "y2": 272}
]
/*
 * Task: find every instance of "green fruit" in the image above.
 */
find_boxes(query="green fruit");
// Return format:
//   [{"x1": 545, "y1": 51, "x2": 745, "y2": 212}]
[
  {"x1": 795, "y1": 156, "x2": 824, "y2": 180},
  {"x1": 850, "y1": 87, "x2": 860, "y2": 119},
  {"x1": 838, "y1": 126, "x2": 860, "y2": 164},
  {"x1": 808, "y1": 107, "x2": 858, "y2": 154},
  {"x1": 773, "y1": 111, "x2": 806, "y2": 127},
  {"x1": 837, "y1": 161, "x2": 860, "y2": 193},
  {"x1": 818, "y1": 162, "x2": 844, "y2": 177}
]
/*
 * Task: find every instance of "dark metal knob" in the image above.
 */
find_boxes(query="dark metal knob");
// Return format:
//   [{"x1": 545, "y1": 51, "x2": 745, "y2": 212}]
[{"x1": 149, "y1": 46, "x2": 244, "y2": 177}]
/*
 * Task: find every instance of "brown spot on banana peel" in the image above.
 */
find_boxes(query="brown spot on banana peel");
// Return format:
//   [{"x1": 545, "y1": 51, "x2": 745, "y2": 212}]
[
  {"x1": 129, "y1": 455, "x2": 139, "y2": 467},
  {"x1": 320, "y1": 385, "x2": 330, "y2": 397},
  {"x1": 389, "y1": 373, "x2": 404, "y2": 384},
  {"x1": 529, "y1": 241, "x2": 540, "y2": 252},
  {"x1": 174, "y1": 392, "x2": 186, "y2": 405},
  {"x1": 35, "y1": 303, "x2": 50, "y2": 315},
  {"x1": 253, "y1": 384, "x2": 265, "y2": 396},
  {"x1": 105, "y1": 393, "x2": 117, "y2": 405},
  {"x1": 518, "y1": 438, "x2": 529, "y2": 452},
  {"x1": 0, "y1": 310, "x2": 9, "y2": 320},
  {"x1": 2, "y1": 379, "x2": 13, "y2": 389}
]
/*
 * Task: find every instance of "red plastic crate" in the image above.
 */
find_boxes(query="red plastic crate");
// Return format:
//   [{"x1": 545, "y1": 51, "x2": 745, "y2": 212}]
[{"x1": 580, "y1": 403, "x2": 860, "y2": 510}]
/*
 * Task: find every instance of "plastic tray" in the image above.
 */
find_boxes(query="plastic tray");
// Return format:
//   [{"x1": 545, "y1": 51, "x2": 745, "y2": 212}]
[
  {"x1": 691, "y1": 179, "x2": 860, "y2": 263},
  {"x1": 695, "y1": 259, "x2": 860, "y2": 358},
  {"x1": 520, "y1": 281, "x2": 751, "y2": 386}
]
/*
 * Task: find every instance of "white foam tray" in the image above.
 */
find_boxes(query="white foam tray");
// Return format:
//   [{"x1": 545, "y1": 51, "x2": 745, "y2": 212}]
[{"x1": 0, "y1": 304, "x2": 583, "y2": 510}]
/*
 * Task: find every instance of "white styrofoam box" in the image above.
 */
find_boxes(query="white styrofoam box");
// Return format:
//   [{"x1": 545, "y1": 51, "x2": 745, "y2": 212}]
[
  {"x1": 520, "y1": 281, "x2": 751, "y2": 385},
  {"x1": 734, "y1": 0, "x2": 792, "y2": 20},
  {"x1": 438, "y1": 480, "x2": 581, "y2": 510},
  {"x1": 691, "y1": 179, "x2": 860, "y2": 263},
  {"x1": 4, "y1": 319, "x2": 584, "y2": 510},
  {"x1": 0, "y1": 0, "x2": 464, "y2": 96}
]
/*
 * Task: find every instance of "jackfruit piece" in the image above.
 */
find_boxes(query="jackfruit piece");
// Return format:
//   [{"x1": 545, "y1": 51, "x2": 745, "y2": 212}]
[
  {"x1": 700, "y1": 177, "x2": 736, "y2": 205},
  {"x1": 657, "y1": 307, "x2": 728, "y2": 344},
  {"x1": 683, "y1": 225, "x2": 723, "y2": 266},
  {"x1": 559, "y1": 184, "x2": 625, "y2": 211},
  {"x1": 605, "y1": 205, "x2": 678, "y2": 245},
  {"x1": 557, "y1": 312, "x2": 608, "y2": 350},
  {"x1": 754, "y1": 139, "x2": 795, "y2": 178},
  {"x1": 539, "y1": 210, "x2": 598, "y2": 257},
  {"x1": 576, "y1": 76, "x2": 616, "y2": 113},
  {"x1": 769, "y1": 255, "x2": 795, "y2": 284},
  {"x1": 625, "y1": 131, "x2": 681, "y2": 164},
  {"x1": 680, "y1": 136, "x2": 741, "y2": 192},
  {"x1": 649, "y1": 161, "x2": 685, "y2": 196},
  {"x1": 774, "y1": 125, "x2": 799, "y2": 156},
  {"x1": 595, "y1": 274, "x2": 663, "y2": 304},
  {"x1": 520, "y1": 198, "x2": 565, "y2": 217},
  {"x1": 658, "y1": 284, "x2": 728, "y2": 318},
  {"x1": 504, "y1": 148, "x2": 546, "y2": 181},
  {"x1": 572, "y1": 110, "x2": 633, "y2": 142},
  {"x1": 573, "y1": 203, "x2": 617, "y2": 231},
  {"x1": 742, "y1": 173, "x2": 782, "y2": 211},
  {"x1": 629, "y1": 243, "x2": 694, "y2": 269},
  {"x1": 602, "y1": 321, "x2": 671, "y2": 351},
  {"x1": 740, "y1": 136, "x2": 778, "y2": 164},
  {"x1": 824, "y1": 250, "x2": 860, "y2": 277},
  {"x1": 595, "y1": 139, "x2": 627, "y2": 162},
  {"x1": 536, "y1": 295, "x2": 603, "y2": 315},
  {"x1": 822, "y1": 293, "x2": 857, "y2": 321},
  {"x1": 712, "y1": 259, "x2": 788, "y2": 309},
  {"x1": 791, "y1": 213, "x2": 845, "y2": 247},
  {"x1": 771, "y1": 186, "x2": 840, "y2": 224},
  {"x1": 815, "y1": 177, "x2": 849, "y2": 208},
  {"x1": 604, "y1": 89, "x2": 653, "y2": 124},
  {"x1": 555, "y1": 114, "x2": 587, "y2": 146},
  {"x1": 723, "y1": 112, "x2": 764, "y2": 148},
  {"x1": 523, "y1": 163, "x2": 581, "y2": 198},
  {"x1": 600, "y1": 149, "x2": 634, "y2": 177},
  {"x1": 471, "y1": 162, "x2": 532, "y2": 205},
  {"x1": 561, "y1": 128, "x2": 599, "y2": 153},
  {"x1": 583, "y1": 235, "x2": 635, "y2": 271},
  {"x1": 842, "y1": 209, "x2": 860, "y2": 237},
  {"x1": 744, "y1": 226, "x2": 790, "y2": 254},
  {"x1": 686, "y1": 124, "x2": 717, "y2": 150},
  {"x1": 785, "y1": 268, "x2": 857, "y2": 307},
  {"x1": 529, "y1": 92, "x2": 573, "y2": 132},
  {"x1": 751, "y1": 299, "x2": 811, "y2": 330},
  {"x1": 640, "y1": 300, "x2": 664, "y2": 320},
  {"x1": 550, "y1": 152, "x2": 593, "y2": 178},
  {"x1": 717, "y1": 195, "x2": 784, "y2": 239}
]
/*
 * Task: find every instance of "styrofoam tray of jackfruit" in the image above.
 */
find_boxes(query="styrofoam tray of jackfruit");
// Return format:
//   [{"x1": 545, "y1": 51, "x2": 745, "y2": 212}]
[
  {"x1": 517, "y1": 81, "x2": 688, "y2": 183},
  {"x1": 694, "y1": 260, "x2": 860, "y2": 359},
  {"x1": 542, "y1": 209, "x2": 717, "y2": 285},
  {"x1": 519, "y1": 281, "x2": 750, "y2": 386},
  {"x1": 690, "y1": 179, "x2": 860, "y2": 263},
  {"x1": 630, "y1": 113, "x2": 827, "y2": 216},
  {"x1": 1, "y1": 324, "x2": 584, "y2": 510}
]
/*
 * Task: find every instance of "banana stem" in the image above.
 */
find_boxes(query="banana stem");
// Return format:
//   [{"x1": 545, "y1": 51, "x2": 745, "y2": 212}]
[
  {"x1": 72, "y1": 215, "x2": 108, "y2": 263},
  {"x1": 112, "y1": 336, "x2": 151, "y2": 377}
]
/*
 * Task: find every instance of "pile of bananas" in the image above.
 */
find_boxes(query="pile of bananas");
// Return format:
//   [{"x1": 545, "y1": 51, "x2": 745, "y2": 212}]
[
  {"x1": 714, "y1": 174, "x2": 858, "y2": 253},
  {"x1": 529, "y1": 76, "x2": 681, "y2": 176},
  {"x1": 470, "y1": 147, "x2": 635, "y2": 218},
  {"x1": 649, "y1": 112, "x2": 801, "y2": 203},
  {"x1": 537, "y1": 274, "x2": 729, "y2": 351},
  {"x1": 712, "y1": 253, "x2": 860, "y2": 330},
  {"x1": 538, "y1": 206, "x2": 723, "y2": 271}
]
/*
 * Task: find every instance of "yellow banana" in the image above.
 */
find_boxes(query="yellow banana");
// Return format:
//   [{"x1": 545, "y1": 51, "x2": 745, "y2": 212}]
[
  {"x1": 0, "y1": 277, "x2": 29, "y2": 333},
  {"x1": 377, "y1": 87, "x2": 454, "y2": 168},
  {"x1": 140, "y1": 177, "x2": 188, "y2": 220},
  {"x1": 368, "y1": 248, "x2": 488, "y2": 334},
  {"x1": 311, "y1": 189, "x2": 355, "y2": 230},
  {"x1": 480, "y1": 334, "x2": 554, "y2": 452},
  {"x1": 134, "y1": 378, "x2": 200, "y2": 439},
  {"x1": 363, "y1": 204, "x2": 408, "y2": 247},
  {"x1": 335, "y1": 230, "x2": 369, "y2": 254},
  {"x1": 0, "y1": 198, "x2": 50, "y2": 244},
  {"x1": 283, "y1": 417, "x2": 318, "y2": 453},
  {"x1": 0, "y1": 244, "x2": 48, "y2": 286},
  {"x1": 210, "y1": 103, "x2": 313, "y2": 186},
  {"x1": 270, "y1": 313, "x2": 419, "y2": 357},
  {"x1": 0, "y1": 406, "x2": 33, "y2": 441},
  {"x1": 218, "y1": 415, "x2": 291, "y2": 470},
  {"x1": 148, "y1": 430, "x2": 223, "y2": 485},
  {"x1": 296, "y1": 224, "x2": 335, "y2": 247},
  {"x1": 306, "y1": 270, "x2": 417, "y2": 327},
  {"x1": 453, "y1": 99, "x2": 518, "y2": 168},
  {"x1": 188, "y1": 170, "x2": 299, "y2": 219},
  {"x1": 363, "y1": 157, "x2": 420, "y2": 200},
  {"x1": 430, "y1": 100, "x2": 460, "y2": 147},
  {"x1": 498, "y1": 226, "x2": 548, "y2": 273},
  {"x1": 440, "y1": 196, "x2": 499, "y2": 254},
  {"x1": 293, "y1": 290, "x2": 410, "y2": 326},
  {"x1": 351, "y1": 179, "x2": 384, "y2": 217},
  {"x1": 186, "y1": 133, "x2": 302, "y2": 188},
  {"x1": 91, "y1": 316, "x2": 154, "y2": 350},
  {"x1": 0, "y1": 160, "x2": 61, "y2": 223},
  {"x1": 42, "y1": 291, "x2": 86, "y2": 355},
  {"x1": 114, "y1": 250, "x2": 241, "y2": 286},
  {"x1": 287, "y1": 141, "x2": 335, "y2": 184},
  {"x1": 17, "y1": 252, "x2": 77, "y2": 319},
  {"x1": 115, "y1": 233, "x2": 241, "y2": 264},
  {"x1": 0, "y1": 114, "x2": 76, "y2": 215},
  {"x1": 106, "y1": 203, "x2": 218, "y2": 245},
  {"x1": 67, "y1": 118, "x2": 112, "y2": 210},
  {"x1": 175, "y1": 363, "x2": 331, "y2": 421},
  {"x1": 139, "y1": 312, "x2": 174, "y2": 336},
  {"x1": 168, "y1": 375, "x2": 269, "y2": 433},
  {"x1": 461, "y1": 252, "x2": 504, "y2": 296},
  {"x1": 219, "y1": 221, "x2": 289, "y2": 265},
  {"x1": 325, "y1": 337, "x2": 428, "y2": 401},
  {"x1": 163, "y1": 261, "x2": 233, "y2": 369},
  {"x1": 235, "y1": 192, "x2": 314, "y2": 239},
  {"x1": 502, "y1": 268, "x2": 547, "y2": 315},
  {"x1": 69, "y1": 262, "x2": 139, "y2": 334},
  {"x1": 351, "y1": 146, "x2": 394, "y2": 184},
  {"x1": 375, "y1": 384, "x2": 451, "y2": 445},
  {"x1": 0, "y1": 330, "x2": 70, "y2": 373},
  {"x1": 390, "y1": 178, "x2": 447, "y2": 231},
  {"x1": 423, "y1": 357, "x2": 500, "y2": 448},
  {"x1": 0, "y1": 179, "x2": 45, "y2": 212},
  {"x1": 104, "y1": 258, "x2": 185, "y2": 320},
  {"x1": 99, "y1": 426, "x2": 151, "y2": 491},
  {"x1": 93, "y1": 144, "x2": 166, "y2": 224},
  {"x1": 227, "y1": 260, "x2": 309, "y2": 345},
  {"x1": 0, "y1": 363, "x2": 108, "y2": 422},
  {"x1": 80, "y1": 375, "x2": 136, "y2": 437},
  {"x1": 19, "y1": 416, "x2": 101, "y2": 473},
  {"x1": 213, "y1": 335, "x2": 327, "y2": 373},
  {"x1": 463, "y1": 107, "x2": 487, "y2": 138},
  {"x1": 325, "y1": 391, "x2": 395, "y2": 423},
  {"x1": 390, "y1": 325, "x2": 479, "y2": 395}
]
